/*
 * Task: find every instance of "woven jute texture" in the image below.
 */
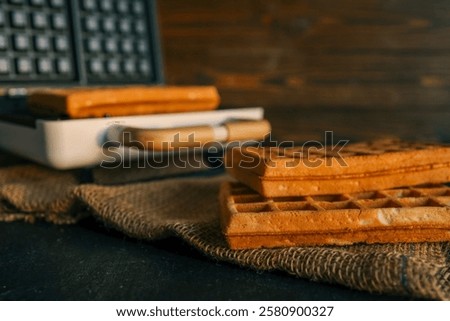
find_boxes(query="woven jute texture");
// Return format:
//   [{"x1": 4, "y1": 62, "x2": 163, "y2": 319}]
[
  {"x1": 0, "y1": 164, "x2": 85, "y2": 224},
  {"x1": 1, "y1": 157, "x2": 449, "y2": 300}
]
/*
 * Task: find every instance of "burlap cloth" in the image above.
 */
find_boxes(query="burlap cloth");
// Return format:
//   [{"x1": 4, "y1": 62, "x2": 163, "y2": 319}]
[{"x1": 1, "y1": 155, "x2": 449, "y2": 300}]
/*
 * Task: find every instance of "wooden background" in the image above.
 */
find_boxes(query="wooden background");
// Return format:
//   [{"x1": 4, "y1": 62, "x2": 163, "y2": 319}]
[{"x1": 158, "y1": 0, "x2": 450, "y2": 112}]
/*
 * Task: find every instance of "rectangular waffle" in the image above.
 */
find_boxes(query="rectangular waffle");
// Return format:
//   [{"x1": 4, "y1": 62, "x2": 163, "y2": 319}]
[
  {"x1": 220, "y1": 181, "x2": 450, "y2": 249},
  {"x1": 226, "y1": 139, "x2": 450, "y2": 197},
  {"x1": 28, "y1": 86, "x2": 220, "y2": 118}
]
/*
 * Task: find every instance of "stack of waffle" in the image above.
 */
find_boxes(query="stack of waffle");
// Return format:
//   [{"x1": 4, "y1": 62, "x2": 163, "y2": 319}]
[{"x1": 220, "y1": 139, "x2": 450, "y2": 249}]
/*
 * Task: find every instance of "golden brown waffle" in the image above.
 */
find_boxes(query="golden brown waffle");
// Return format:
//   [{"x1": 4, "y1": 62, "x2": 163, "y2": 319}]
[
  {"x1": 27, "y1": 86, "x2": 220, "y2": 118},
  {"x1": 220, "y1": 181, "x2": 450, "y2": 249},
  {"x1": 226, "y1": 139, "x2": 450, "y2": 197}
]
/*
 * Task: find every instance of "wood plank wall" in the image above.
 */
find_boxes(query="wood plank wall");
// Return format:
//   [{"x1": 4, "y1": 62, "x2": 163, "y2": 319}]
[{"x1": 158, "y1": 0, "x2": 450, "y2": 111}]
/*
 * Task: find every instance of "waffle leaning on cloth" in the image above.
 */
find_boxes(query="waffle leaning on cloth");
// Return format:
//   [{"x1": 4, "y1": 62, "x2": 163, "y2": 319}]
[{"x1": 221, "y1": 140, "x2": 450, "y2": 249}]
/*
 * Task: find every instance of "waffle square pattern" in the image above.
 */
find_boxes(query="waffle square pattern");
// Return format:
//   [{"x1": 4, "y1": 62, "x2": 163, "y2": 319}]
[
  {"x1": 226, "y1": 139, "x2": 450, "y2": 197},
  {"x1": 220, "y1": 182, "x2": 450, "y2": 249}
]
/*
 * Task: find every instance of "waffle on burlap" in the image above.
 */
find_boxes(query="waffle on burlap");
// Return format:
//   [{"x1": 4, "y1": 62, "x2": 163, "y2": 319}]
[
  {"x1": 220, "y1": 182, "x2": 450, "y2": 248},
  {"x1": 0, "y1": 152, "x2": 449, "y2": 300}
]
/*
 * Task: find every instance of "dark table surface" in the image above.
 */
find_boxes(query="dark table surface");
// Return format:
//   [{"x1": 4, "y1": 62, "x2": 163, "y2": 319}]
[{"x1": 0, "y1": 107, "x2": 448, "y2": 300}]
